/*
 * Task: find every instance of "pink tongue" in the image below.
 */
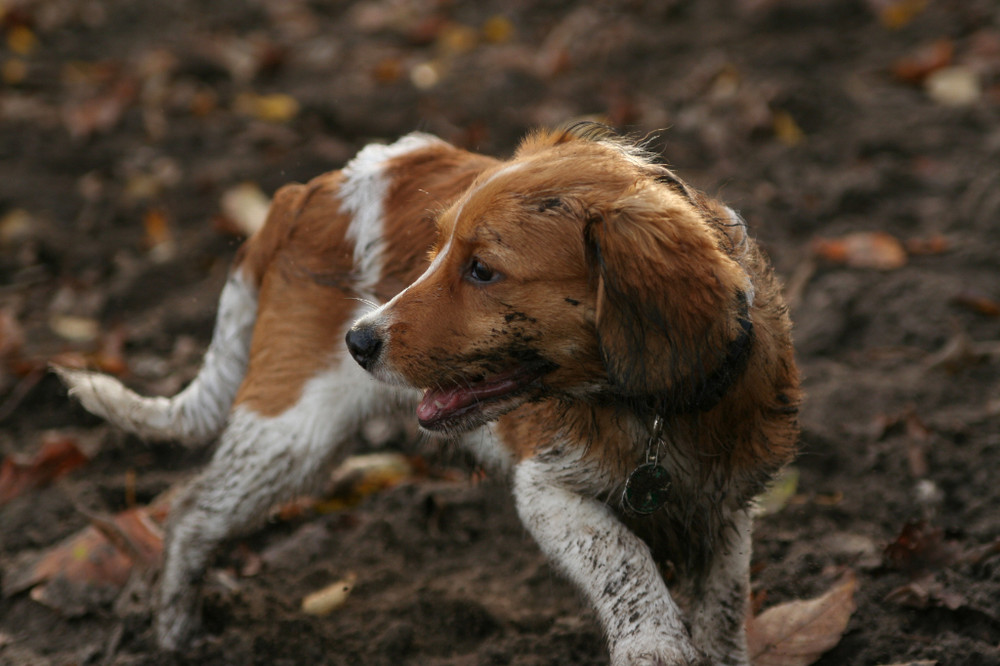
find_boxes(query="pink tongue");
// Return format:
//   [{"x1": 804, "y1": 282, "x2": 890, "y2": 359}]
[
  {"x1": 416, "y1": 387, "x2": 469, "y2": 423},
  {"x1": 415, "y1": 376, "x2": 522, "y2": 424}
]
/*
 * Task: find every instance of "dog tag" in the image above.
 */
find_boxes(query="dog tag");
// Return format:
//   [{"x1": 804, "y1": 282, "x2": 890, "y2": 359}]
[{"x1": 622, "y1": 462, "x2": 671, "y2": 515}]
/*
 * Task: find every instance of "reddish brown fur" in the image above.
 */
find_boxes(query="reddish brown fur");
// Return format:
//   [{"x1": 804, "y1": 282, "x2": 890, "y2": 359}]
[
  {"x1": 371, "y1": 128, "x2": 800, "y2": 571},
  {"x1": 235, "y1": 144, "x2": 498, "y2": 415}
]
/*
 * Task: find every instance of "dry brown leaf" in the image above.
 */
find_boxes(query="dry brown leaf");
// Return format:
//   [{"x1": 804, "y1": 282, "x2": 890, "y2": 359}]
[
  {"x1": 884, "y1": 575, "x2": 966, "y2": 611},
  {"x1": 951, "y1": 290, "x2": 1000, "y2": 317},
  {"x1": 0, "y1": 434, "x2": 89, "y2": 506},
  {"x1": 904, "y1": 235, "x2": 950, "y2": 256},
  {"x1": 61, "y1": 78, "x2": 137, "y2": 140},
  {"x1": 747, "y1": 571, "x2": 857, "y2": 666},
  {"x1": 812, "y1": 231, "x2": 907, "y2": 270},
  {"x1": 0, "y1": 306, "x2": 25, "y2": 361},
  {"x1": 892, "y1": 40, "x2": 953, "y2": 84},
  {"x1": 2, "y1": 504, "x2": 166, "y2": 606},
  {"x1": 883, "y1": 521, "x2": 960, "y2": 575}
]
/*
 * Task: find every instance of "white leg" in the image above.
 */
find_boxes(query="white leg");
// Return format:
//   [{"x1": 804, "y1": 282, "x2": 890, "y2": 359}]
[
  {"x1": 513, "y1": 454, "x2": 706, "y2": 666},
  {"x1": 690, "y1": 510, "x2": 753, "y2": 666},
  {"x1": 155, "y1": 358, "x2": 410, "y2": 649}
]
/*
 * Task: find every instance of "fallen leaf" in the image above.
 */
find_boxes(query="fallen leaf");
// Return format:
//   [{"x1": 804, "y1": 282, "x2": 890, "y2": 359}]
[
  {"x1": 61, "y1": 78, "x2": 137, "y2": 140},
  {"x1": 925, "y1": 66, "x2": 981, "y2": 107},
  {"x1": 0, "y1": 434, "x2": 89, "y2": 506},
  {"x1": 93, "y1": 325, "x2": 129, "y2": 376},
  {"x1": 868, "y1": 0, "x2": 927, "y2": 30},
  {"x1": 0, "y1": 208, "x2": 34, "y2": 244},
  {"x1": 754, "y1": 466, "x2": 800, "y2": 517},
  {"x1": 6, "y1": 25, "x2": 37, "y2": 55},
  {"x1": 1, "y1": 57, "x2": 26, "y2": 85},
  {"x1": 883, "y1": 520, "x2": 960, "y2": 575},
  {"x1": 812, "y1": 231, "x2": 907, "y2": 270},
  {"x1": 951, "y1": 290, "x2": 1000, "y2": 317},
  {"x1": 83, "y1": 506, "x2": 164, "y2": 570},
  {"x1": 892, "y1": 40, "x2": 953, "y2": 84},
  {"x1": 143, "y1": 207, "x2": 175, "y2": 261},
  {"x1": 233, "y1": 91, "x2": 299, "y2": 123},
  {"x1": 301, "y1": 573, "x2": 357, "y2": 616},
  {"x1": 884, "y1": 575, "x2": 966, "y2": 611},
  {"x1": 903, "y1": 235, "x2": 950, "y2": 255},
  {"x1": 219, "y1": 182, "x2": 271, "y2": 237},
  {"x1": 747, "y1": 572, "x2": 857, "y2": 666},
  {"x1": 49, "y1": 313, "x2": 99, "y2": 342},
  {"x1": 436, "y1": 23, "x2": 478, "y2": 55},
  {"x1": 2, "y1": 504, "x2": 166, "y2": 603},
  {"x1": 482, "y1": 15, "x2": 514, "y2": 44},
  {"x1": 772, "y1": 110, "x2": 804, "y2": 146},
  {"x1": 410, "y1": 60, "x2": 443, "y2": 90},
  {"x1": 0, "y1": 306, "x2": 25, "y2": 360},
  {"x1": 373, "y1": 56, "x2": 404, "y2": 83},
  {"x1": 321, "y1": 452, "x2": 414, "y2": 512},
  {"x1": 270, "y1": 453, "x2": 418, "y2": 520}
]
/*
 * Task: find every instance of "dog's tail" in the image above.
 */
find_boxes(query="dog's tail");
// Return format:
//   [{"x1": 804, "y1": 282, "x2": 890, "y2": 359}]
[
  {"x1": 54, "y1": 182, "x2": 309, "y2": 444},
  {"x1": 54, "y1": 269, "x2": 258, "y2": 444}
]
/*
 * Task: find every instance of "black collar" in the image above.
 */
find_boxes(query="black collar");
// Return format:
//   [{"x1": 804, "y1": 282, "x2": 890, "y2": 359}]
[{"x1": 659, "y1": 293, "x2": 755, "y2": 416}]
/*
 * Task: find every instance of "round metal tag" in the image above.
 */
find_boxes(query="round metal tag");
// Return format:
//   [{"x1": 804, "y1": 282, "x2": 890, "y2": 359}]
[{"x1": 622, "y1": 462, "x2": 671, "y2": 515}]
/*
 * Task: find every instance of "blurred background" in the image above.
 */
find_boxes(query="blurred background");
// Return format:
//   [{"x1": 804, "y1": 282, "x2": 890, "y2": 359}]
[{"x1": 1, "y1": 1, "x2": 999, "y2": 665}]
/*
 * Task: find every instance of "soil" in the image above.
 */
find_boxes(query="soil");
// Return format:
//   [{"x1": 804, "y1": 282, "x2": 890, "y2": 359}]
[{"x1": 2, "y1": 1, "x2": 1000, "y2": 665}]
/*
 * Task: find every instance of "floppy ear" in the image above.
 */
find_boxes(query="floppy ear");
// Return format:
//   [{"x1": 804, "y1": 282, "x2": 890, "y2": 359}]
[{"x1": 584, "y1": 185, "x2": 753, "y2": 413}]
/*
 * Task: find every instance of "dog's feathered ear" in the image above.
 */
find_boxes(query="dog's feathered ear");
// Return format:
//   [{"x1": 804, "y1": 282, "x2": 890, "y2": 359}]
[{"x1": 584, "y1": 185, "x2": 753, "y2": 413}]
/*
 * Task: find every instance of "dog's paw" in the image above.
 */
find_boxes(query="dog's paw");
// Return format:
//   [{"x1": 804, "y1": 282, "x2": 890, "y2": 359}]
[
  {"x1": 155, "y1": 593, "x2": 202, "y2": 651},
  {"x1": 611, "y1": 637, "x2": 709, "y2": 666}
]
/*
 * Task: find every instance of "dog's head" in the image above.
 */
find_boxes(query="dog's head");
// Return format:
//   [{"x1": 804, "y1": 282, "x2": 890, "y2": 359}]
[{"x1": 348, "y1": 125, "x2": 755, "y2": 433}]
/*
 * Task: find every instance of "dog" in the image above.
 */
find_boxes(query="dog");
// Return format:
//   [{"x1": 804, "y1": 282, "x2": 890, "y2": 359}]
[{"x1": 57, "y1": 124, "x2": 800, "y2": 665}]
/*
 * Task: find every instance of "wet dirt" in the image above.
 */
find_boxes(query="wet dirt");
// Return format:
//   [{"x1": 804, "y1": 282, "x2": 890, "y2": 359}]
[{"x1": 2, "y1": 1, "x2": 999, "y2": 664}]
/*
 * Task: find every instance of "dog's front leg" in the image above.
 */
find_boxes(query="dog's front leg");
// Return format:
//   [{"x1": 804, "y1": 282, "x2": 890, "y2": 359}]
[
  {"x1": 514, "y1": 455, "x2": 707, "y2": 666},
  {"x1": 689, "y1": 509, "x2": 753, "y2": 666}
]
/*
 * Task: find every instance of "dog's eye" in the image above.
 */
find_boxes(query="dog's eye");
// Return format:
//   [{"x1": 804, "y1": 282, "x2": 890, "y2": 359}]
[{"x1": 467, "y1": 258, "x2": 500, "y2": 284}]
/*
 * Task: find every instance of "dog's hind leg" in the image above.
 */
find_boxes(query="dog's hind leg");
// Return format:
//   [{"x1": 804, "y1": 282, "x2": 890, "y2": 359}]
[{"x1": 155, "y1": 348, "x2": 406, "y2": 649}]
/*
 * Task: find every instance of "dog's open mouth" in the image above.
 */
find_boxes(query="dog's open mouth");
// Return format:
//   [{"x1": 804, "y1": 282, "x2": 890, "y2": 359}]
[{"x1": 416, "y1": 365, "x2": 544, "y2": 431}]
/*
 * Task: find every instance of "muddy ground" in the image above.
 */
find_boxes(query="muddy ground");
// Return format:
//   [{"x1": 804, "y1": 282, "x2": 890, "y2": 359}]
[{"x1": 2, "y1": 1, "x2": 1000, "y2": 664}]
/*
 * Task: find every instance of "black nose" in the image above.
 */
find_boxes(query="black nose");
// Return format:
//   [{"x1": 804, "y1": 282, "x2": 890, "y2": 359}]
[{"x1": 346, "y1": 323, "x2": 382, "y2": 370}]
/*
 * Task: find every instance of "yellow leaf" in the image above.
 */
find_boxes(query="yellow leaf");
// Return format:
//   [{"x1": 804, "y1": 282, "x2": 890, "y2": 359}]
[
  {"x1": 754, "y1": 467, "x2": 800, "y2": 517},
  {"x1": 748, "y1": 572, "x2": 857, "y2": 666},
  {"x1": 437, "y1": 23, "x2": 478, "y2": 55},
  {"x1": 301, "y1": 573, "x2": 357, "y2": 616},
  {"x1": 878, "y1": 0, "x2": 927, "y2": 30},
  {"x1": 482, "y1": 16, "x2": 514, "y2": 44},
  {"x1": 2, "y1": 58, "x2": 27, "y2": 85},
  {"x1": 773, "y1": 110, "x2": 804, "y2": 146},
  {"x1": 233, "y1": 92, "x2": 300, "y2": 123},
  {"x1": 6, "y1": 25, "x2": 37, "y2": 56}
]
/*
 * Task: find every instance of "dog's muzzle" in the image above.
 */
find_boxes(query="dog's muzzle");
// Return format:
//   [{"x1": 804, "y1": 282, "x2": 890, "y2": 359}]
[{"x1": 346, "y1": 323, "x2": 382, "y2": 371}]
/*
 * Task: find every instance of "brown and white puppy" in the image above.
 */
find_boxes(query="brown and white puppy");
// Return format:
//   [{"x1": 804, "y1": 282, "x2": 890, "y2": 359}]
[{"x1": 58, "y1": 125, "x2": 799, "y2": 665}]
